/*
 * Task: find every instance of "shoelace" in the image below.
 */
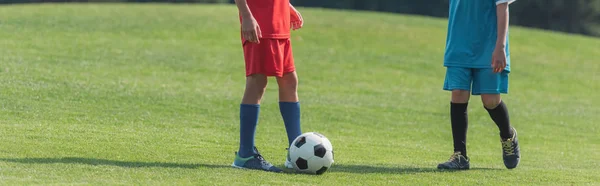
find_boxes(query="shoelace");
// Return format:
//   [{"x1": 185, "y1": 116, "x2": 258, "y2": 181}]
[
  {"x1": 502, "y1": 139, "x2": 515, "y2": 155},
  {"x1": 251, "y1": 147, "x2": 272, "y2": 168},
  {"x1": 447, "y1": 152, "x2": 461, "y2": 162},
  {"x1": 254, "y1": 154, "x2": 272, "y2": 167}
]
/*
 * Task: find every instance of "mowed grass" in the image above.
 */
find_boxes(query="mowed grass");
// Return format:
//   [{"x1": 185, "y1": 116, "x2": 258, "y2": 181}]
[{"x1": 0, "y1": 3, "x2": 599, "y2": 185}]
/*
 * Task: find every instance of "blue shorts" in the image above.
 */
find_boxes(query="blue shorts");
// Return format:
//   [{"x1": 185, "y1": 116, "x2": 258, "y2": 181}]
[{"x1": 443, "y1": 67, "x2": 509, "y2": 95}]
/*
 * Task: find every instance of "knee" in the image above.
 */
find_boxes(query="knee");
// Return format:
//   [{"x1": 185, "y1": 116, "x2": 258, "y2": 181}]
[
  {"x1": 246, "y1": 75, "x2": 268, "y2": 92},
  {"x1": 248, "y1": 74, "x2": 268, "y2": 85},
  {"x1": 242, "y1": 75, "x2": 268, "y2": 104},
  {"x1": 481, "y1": 95, "x2": 501, "y2": 109},
  {"x1": 277, "y1": 72, "x2": 298, "y2": 90},
  {"x1": 451, "y1": 90, "x2": 470, "y2": 103},
  {"x1": 280, "y1": 81, "x2": 297, "y2": 92}
]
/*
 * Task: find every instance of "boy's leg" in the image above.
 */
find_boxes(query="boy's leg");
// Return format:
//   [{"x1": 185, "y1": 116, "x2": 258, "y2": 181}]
[
  {"x1": 232, "y1": 39, "x2": 283, "y2": 173},
  {"x1": 473, "y1": 69, "x2": 513, "y2": 138},
  {"x1": 473, "y1": 69, "x2": 520, "y2": 169},
  {"x1": 239, "y1": 74, "x2": 268, "y2": 158},
  {"x1": 445, "y1": 67, "x2": 471, "y2": 157},
  {"x1": 481, "y1": 94, "x2": 512, "y2": 139},
  {"x1": 438, "y1": 67, "x2": 472, "y2": 170},
  {"x1": 275, "y1": 39, "x2": 302, "y2": 169},
  {"x1": 276, "y1": 71, "x2": 301, "y2": 147},
  {"x1": 451, "y1": 90, "x2": 470, "y2": 156}
]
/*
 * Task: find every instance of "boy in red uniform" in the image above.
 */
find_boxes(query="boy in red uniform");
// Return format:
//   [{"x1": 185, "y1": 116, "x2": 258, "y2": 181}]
[{"x1": 231, "y1": 0, "x2": 304, "y2": 172}]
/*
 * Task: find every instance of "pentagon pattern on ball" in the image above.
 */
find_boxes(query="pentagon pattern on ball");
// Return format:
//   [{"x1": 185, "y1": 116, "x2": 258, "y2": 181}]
[
  {"x1": 289, "y1": 132, "x2": 335, "y2": 175},
  {"x1": 316, "y1": 167, "x2": 329, "y2": 175},
  {"x1": 295, "y1": 136, "x2": 307, "y2": 148},
  {"x1": 313, "y1": 144, "x2": 326, "y2": 158},
  {"x1": 295, "y1": 157, "x2": 308, "y2": 170}
]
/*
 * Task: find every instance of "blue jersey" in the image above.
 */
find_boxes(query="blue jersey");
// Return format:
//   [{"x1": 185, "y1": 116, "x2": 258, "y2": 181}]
[{"x1": 444, "y1": 0, "x2": 514, "y2": 71}]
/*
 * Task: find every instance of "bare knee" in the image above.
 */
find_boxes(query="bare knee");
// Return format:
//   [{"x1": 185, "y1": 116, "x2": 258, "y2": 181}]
[
  {"x1": 451, "y1": 90, "x2": 470, "y2": 103},
  {"x1": 276, "y1": 72, "x2": 299, "y2": 102},
  {"x1": 242, "y1": 74, "x2": 268, "y2": 104},
  {"x1": 481, "y1": 94, "x2": 501, "y2": 109},
  {"x1": 277, "y1": 72, "x2": 298, "y2": 87}
]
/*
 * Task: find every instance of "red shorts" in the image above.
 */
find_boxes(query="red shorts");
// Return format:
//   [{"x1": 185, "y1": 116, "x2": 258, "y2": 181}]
[{"x1": 243, "y1": 38, "x2": 295, "y2": 77}]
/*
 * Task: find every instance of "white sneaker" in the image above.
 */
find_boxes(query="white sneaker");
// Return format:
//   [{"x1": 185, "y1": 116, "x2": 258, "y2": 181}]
[
  {"x1": 285, "y1": 159, "x2": 294, "y2": 169},
  {"x1": 285, "y1": 148, "x2": 294, "y2": 169}
]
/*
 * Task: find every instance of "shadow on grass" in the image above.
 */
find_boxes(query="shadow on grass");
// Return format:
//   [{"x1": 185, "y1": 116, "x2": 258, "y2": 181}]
[
  {"x1": 0, "y1": 157, "x2": 230, "y2": 169},
  {"x1": 329, "y1": 164, "x2": 501, "y2": 174}
]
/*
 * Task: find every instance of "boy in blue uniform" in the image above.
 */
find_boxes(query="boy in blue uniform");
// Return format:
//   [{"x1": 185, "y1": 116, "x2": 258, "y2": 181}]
[{"x1": 438, "y1": 0, "x2": 520, "y2": 170}]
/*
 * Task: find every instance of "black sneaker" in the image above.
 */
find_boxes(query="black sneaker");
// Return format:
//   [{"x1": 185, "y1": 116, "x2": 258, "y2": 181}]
[
  {"x1": 501, "y1": 127, "x2": 520, "y2": 169},
  {"x1": 437, "y1": 152, "x2": 470, "y2": 170}
]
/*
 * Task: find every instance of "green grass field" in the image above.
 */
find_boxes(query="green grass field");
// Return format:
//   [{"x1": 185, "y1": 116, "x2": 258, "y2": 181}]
[{"x1": 0, "y1": 3, "x2": 599, "y2": 185}]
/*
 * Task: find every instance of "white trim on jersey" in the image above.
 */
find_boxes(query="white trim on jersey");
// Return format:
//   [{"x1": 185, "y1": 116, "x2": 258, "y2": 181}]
[{"x1": 496, "y1": 0, "x2": 516, "y2": 5}]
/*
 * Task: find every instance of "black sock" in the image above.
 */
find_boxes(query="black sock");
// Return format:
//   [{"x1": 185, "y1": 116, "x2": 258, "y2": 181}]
[
  {"x1": 485, "y1": 101, "x2": 513, "y2": 139},
  {"x1": 451, "y1": 102, "x2": 468, "y2": 157}
]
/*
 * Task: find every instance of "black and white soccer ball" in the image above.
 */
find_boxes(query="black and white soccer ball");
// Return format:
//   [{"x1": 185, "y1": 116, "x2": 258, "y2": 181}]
[{"x1": 289, "y1": 132, "x2": 334, "y2": 175}]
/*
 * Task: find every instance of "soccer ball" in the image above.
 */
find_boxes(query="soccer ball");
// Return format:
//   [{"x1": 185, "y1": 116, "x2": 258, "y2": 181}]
[{"x1": 289, "y1": 132, "x2": 334, "y2": 175}]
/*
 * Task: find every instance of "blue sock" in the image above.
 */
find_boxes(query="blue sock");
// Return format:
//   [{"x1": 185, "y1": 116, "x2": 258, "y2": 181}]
[
  {"x1": 279, "y1": 102, "x2": 302, "y2": 147},
  {"x1": 238, "y1": 104, "x2": 260, "y2": 158}
]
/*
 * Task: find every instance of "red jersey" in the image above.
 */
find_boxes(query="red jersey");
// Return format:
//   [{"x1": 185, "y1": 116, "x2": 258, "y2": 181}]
[{"x1": 243, "y1": 0, "x2": 291, "y2": 39}]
